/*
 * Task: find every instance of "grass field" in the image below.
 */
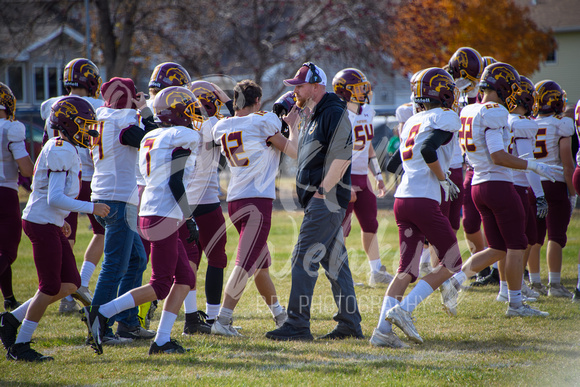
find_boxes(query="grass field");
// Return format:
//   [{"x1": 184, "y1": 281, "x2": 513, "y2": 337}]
[{"x1": 2, "y1": 208, "x2": 580, "y2": 386}]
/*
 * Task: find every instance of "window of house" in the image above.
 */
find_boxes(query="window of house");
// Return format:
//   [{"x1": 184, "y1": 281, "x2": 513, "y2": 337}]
[
  {"x1": 34, "y1": 65, "x2": 62, "y2": 103},
  {"x1": 546, "y1": 49, "x2": 556, "y2": 64},
  {"x1": 7, "y1": 66, "x2": 24, "y2": 101}
]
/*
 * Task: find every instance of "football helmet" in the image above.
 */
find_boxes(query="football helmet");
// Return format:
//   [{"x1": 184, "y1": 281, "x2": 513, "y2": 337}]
[
  {"x1": 413, "y1": 67, "x2": 457, "y2": 109},
  {"x1": 149, "y1": 62, "x2": 191, "y2": 90},
  {"x1": 152, "y1": 86, "x2": 204, "y2": 129},
  {"x1": 518, "y1": 76, "x2": 535, "y2": 116},
  {"x1": 49, "y1": 96, "x2": 101, "y2": 149},
  {"x1": 0, "y1": 82, "x2": 16, "y2": 120},
  {"x1": 482, "y1": 56, "x2": 497, "y2": 69},
  {"x1": 188, "y1": 81, "x2": 223, "y2": 118},
  {"x1": 479, "y1": 62, "x2": 522, "y2": 113},
  {"x1": 332, "y1": 68, "x2": 372, "y2": 105},
  {"x1": 63, "y1": 58, "x2": 102, "y2": 98},
  {"x1": 448, "y1": 47, "x2": 483, "y2": 92},
  {"x1": 533, "y1": 80, "x2": 567, "y2": 115},
  {"x1": 272, "y1": 91, "x2": 296, "y2": 138}
]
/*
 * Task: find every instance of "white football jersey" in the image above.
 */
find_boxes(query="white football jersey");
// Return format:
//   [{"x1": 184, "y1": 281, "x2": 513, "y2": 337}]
[
  {"x1": 507, "y1": 114, "x2": 538, "y2": 188},
  {"x1": 395, "y1": 107, "x2": 460, "y2": 203},
  {"x1": 91, "y1": 107, "x2": 141, "y2": 205},
  {"x1": 212, "y1": 111, "x2": 281, "y2": 201},
  {"x1": 576, "y1": 99, "x2": 580, "y2": 165},
  {"x1": 0, "y1": 119, "x2": 29, "y2": 191},
  {"x1": 186, "y1": 116, "x2": 221, "y2": 206},
  {"x1": 22, "y1": 137, "x2": 92, "y2": 226},
  {"x1": 533, "y1": 114, "x2": 575, "y2": 182},
  {"x1": 396, "y1": 103, "x2": 413, "y2": 124},
  {"x1": 41, "y1": 96, "x2": 104, "y2": 181},
  {"x1": 349, "y1": 104, "x2": 376, "y2": 175},
  {"x1": 139, "y1": 126, "x2": 200, "y2": 220},
  {"x1": 460, "y1": 102, "x2": 513, "y2": 185}
]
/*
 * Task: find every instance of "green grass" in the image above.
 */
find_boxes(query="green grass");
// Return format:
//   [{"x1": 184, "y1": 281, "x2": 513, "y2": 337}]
[{"x1": 2, "y1": 209, "x2": 580, "y2": 386}]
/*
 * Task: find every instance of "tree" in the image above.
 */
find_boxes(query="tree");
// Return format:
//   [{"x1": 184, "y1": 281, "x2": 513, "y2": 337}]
[{"x1": 385, "y1": 0, "x2": 556, "y2": 76}]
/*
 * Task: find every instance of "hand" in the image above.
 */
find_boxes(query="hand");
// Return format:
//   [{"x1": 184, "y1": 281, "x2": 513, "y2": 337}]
[
  {"x1": 186, "y1": 218, "x2": 199, "y2": 244},
  {"x1": 527, "y1": 160, "x2": 563, "y2": 182},
  {"x1": 535, "y1": 196, "x2": 548, "y2": 219},
  {"x1": 375, "y1": 178, "x2": 386, "y2": 198},
  {"x1": 570, "y1": 194, "x2": 577, "y2": 217},
  {"x1": 62, "y1": 221, "x2": 71, "y2": 238},
  {"x1": 440, "y1": 177, "x2": 460, "y2": 201},
  {"x1": 349, "y1": 189, "x2": 357, "y2": 203},
  {"x1": 211, "y1": 83, "x2": 230, "y2": 103},
  {"x1": 283, "y1": 105, "x2": 301, "y2": 133},
  {"x1": 93, "y1": 203, "x2": 110, "y2": 217},
  {"x1": 132, "y1": 92, "x2": 148, "y2": 110}
]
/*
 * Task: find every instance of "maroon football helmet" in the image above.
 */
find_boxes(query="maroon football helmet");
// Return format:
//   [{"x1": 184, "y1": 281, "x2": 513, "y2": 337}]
[
  {"x1": 332, "y1": 68, "x2": 372, "y2": 105},
  {"x1": 448, "y1": 47, "x2": 484, "y2": 85},
  {"x1": 413, "y1": 68, "x2": 456, "y2": 109},
  {"x1": 152, "y1": 86, "x2": 204, "y2": 128},
  {"x1": 0, "y1": 82, "x2": 16, "y2": 120},
  {"x1": 482, "y1": 56, "x2": 497, "y2": 69},
  {"x1": 49, "y1": 96, "x2": 100, "y2": 148},
  {"x1": 63, "y1": 58, "x2": 102, "y2": 98},
  {"x1": 518, "y1": 76, "x2": 535, "y2": 116},
  {"x1": 188, "y1": 81, "x2": 223, "y2": 118},
  {"x1": 149, "y1": 62, "x2": 191, "y2": 90},
  {"x1": 479, "y1": 62, "x2": 522, "y2": 112},
  {"x1": 534, "y1": 80, "x2": 567, "y2": 115}
]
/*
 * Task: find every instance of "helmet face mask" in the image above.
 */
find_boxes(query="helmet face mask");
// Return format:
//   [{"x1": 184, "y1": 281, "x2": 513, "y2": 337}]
[
  {"x1": 50, "y1": 96, "x2": 101, "y2": 149},
  {"x1": 0, "y1": 82, "x2": 16, "y2": 120},
  {"x1": 479, "y1": 62, "x2": 522, "y2": 113},
  {"x1": 189, "y1": 81, "x2": 222, "y2": 119},
  {"x1": 533, "y1": 80, "x2": 567, "y2": 116},
  {"x1": 153, "y1": 86, "x2": 204, "y2": 129},
  {"x1": 63, "y1": 58, "x2": 102, "y2": 98},
  {"x1": 332, "y1": 68, "x2": 372, "y2": 107},
  {"x1": 448, "y1": 47, "x2": 483, "y2": 94}
]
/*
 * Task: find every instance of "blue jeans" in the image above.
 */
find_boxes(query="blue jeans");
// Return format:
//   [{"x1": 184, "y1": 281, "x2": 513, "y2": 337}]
[
  {"x1": 93, "y1": 201, "x2": 147, "y2": 331},
  {"x1": 286, "y1": 198, "x2": 362, "y2": 334}
]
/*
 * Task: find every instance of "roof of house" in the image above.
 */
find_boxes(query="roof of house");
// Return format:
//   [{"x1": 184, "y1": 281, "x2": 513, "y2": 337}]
[
  {"x1": 515, "y1": 0, "x2": 580, "y2": 32},
  {"x1": 0, "y1": 25, "x2": 84, "y2": 61}
]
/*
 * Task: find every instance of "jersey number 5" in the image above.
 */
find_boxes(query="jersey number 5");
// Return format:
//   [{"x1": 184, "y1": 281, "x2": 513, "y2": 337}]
[
  {"x1": 533, "y1": 128, "x2": 548, "y2": 159},
  {"x1": 353, "y1": 124, "x2": 374, "y2": 151}
]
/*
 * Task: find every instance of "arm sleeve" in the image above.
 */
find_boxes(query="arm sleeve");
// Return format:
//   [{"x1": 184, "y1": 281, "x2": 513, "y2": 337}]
[
  {"x1": 47, "y1": 172, "x2": 94, "y2": 214},
  {"x1": 8, "y1": 141, "x2": 29, "y2": 160},
  {"x1": 420, "y1": 129, "x2": 454, "y2": 164},
  {"x1": 120, "y1": 125, "x2": 147, "y2": 148},
  {"x1": 225, "y1": 100, "x2": 235, "y2": 116},
  {"x1": 168, "y1": 148, "x2": 192, "y2": 218},
  {"x1": 516, "y1": 138, "x2": 544, "y2": 197},
  {"x1": 140, "y1": 107, "x2": 159, "y2": 132},
  {"x1": 485, "y1": 128, "x2": 506, "y2": 154},
  {"x1": 386, "y1": 149, "x2": 403, "y2": 174}
]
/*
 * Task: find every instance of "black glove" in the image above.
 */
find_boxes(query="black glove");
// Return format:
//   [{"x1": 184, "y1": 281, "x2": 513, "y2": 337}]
[
  {"x1": 536, "y1": 196, "x2": 548, "y2": 219},
  {"x1": 186, "y1": 218, "x2": 199, "y2": 244}
]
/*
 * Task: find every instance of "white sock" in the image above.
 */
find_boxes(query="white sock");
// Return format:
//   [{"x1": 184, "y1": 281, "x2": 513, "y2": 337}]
[
  {"x1": 369, "y1": 259, "x2": 382, "y2": 273},
  {"x1": 64, "y1": 295, "x2": 74, "y2": 302},
  {"x1": 453, "y1": 271, "x2": 468, "y2": 290},
  {"x1": 577, "y1": 265, "x2": 580, "y2": 289},
  {"x1": 206, "y1": 303, "x2": 220, "y2": 321},
  {"x1": 548, "y1": 272, "x2": 561, "y2": 284},
  {"x1": 376, "y1": 296, "x2": 399, "y2": 334},
  {"x1": 419, "y1": 247, "x2": 431, "y2": 264},
  {"x1": 99, "y1": 293, "x2": 136, "y2": 319},
  {"x1": 183, "y1": 290, "x2": 197, "y2": 314},
  {"x1": 268, "y1": 301, "x2": 283, "y2": 317},
  {"x1": 14, "y1": 319, "x2": 38, "y2": 344},
  {"x1": 529, "y1": 272, "x2": 541, "y2": 284},
  {"x1": 154, "y1": 310, "x2": 177, "y2": 346},
  {"x1": 80, "y1": 261, "x2": 96, "y2": 288},
  {"x1": 11, "y1": 298, "x2": 32, "y2": 322},
  {"x1": 508, "y1": 289, "x2": 522, "y2": 308},
  {"x1": 499, "y1": 281, "x2": 508, "y2": 297},
  {"x1": 401, "y1": 280, "x2": 433, "y2": 313},
  {"x1": 217, "y1": 307, "x2": 234, "y2": 325}
]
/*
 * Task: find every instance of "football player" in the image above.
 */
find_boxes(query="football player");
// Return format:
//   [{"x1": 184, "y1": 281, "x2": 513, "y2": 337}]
[
  {"x1": 440, "y1": 63, "x2": 560, "y2": 317},
  {"x1": 90, "y1": 77, "x2": 158, "y2": 345},
  {"x1": 180, "y1": 80, "x2": 234, "y2": 334},
  {"x1": 82, "y1": 86, "x2": 202, "y2": 355},
  {"x1": 209, "y1": 79, "x2": 298, "y2": 336},
  {"x1": 0, "y1": 96, "x2": 109, "y2": 361},
  {"x1": 332, "y1": 68, "x2": 394, "y2": 286},
  {"x1": 39, "y1": 58, "x2": 106, "y2": 313},
  {"x1": 530, "y1": 80, "x2": 576, "y2": 298},
  {"x1": 0, "y1": 83, "x2": 33, "y2": 312},
  {"x1": 573, "y1": 98, "x2": 580, "y2": 302},
  {"x1": 370, "y1": 68, "x2": 462, "y2": 348}
]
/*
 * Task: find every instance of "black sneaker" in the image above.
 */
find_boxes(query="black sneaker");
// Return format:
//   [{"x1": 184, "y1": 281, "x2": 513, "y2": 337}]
[
  {"x1": 0, "y1": 312, "x2": 20, "y2": 349},
  {"x1": 148, "y1": 339, "x2": 189, "y2": 355},
  {"x1": 317, "y1": 327, "x2": 364, "y2": 340},
  {"x1": 471, "y1": 267, "x2": 499, "y2": 287},
  {"x1": 265, "y1": 323, "x2": 313, "y2": 341},
  {"x1": 81, "y1": 306, "x2": 108, "y2": 355},
  {"x1": 117, "y1": 321, "x2": 155, "y2": 340},
  {"x1": 3, "y1": 297, "x2": 21, "y2": 311},
  {"x1": 7, "y1": 342, "x2": 54, "y2": 362},
  {"x1": 183, "y1": 311, "x2": 212, "y2": 335},
  {"x1": 573, "y1": 287, "x2": 580, "y2": 303}
]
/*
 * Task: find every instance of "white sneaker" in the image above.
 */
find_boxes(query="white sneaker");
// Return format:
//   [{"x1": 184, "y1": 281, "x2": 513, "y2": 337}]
[
  {"x1": 547, "y1": 283, "x2": 573, "y2": 298},
  {"x1": 506, "y1": 304, "x2": 549, "y2": 317},
  {"x1": 369, "y1": 328, "x2": 409, "y2": 349},
  {"x1": 496, "y1": 293, "x2": 537, "y2": 303},
  {"x1": 211, "y1": 319, "x2": 242, "y2": 337},
  {"x1": 58, "y1": 298, "x2": 79, "y2": 314},
  {"x1": 521, "y1": 282, "x2": 540, "y2": 299},
  {"x1": 72, "y1": 286, "x2": 93, "y2": 307},
  {"x1": 439, "y1": 279, "x2": 458, "y2": 316},
  {"x1": 369, "y1": 267, "x2": 394, "y2": 287},
  {"x1": 274, "y1": 308, "x2": 288, "y2": 328},
  {"x1": 385, "y1": 305, "x2": 423, "y2": 344}
]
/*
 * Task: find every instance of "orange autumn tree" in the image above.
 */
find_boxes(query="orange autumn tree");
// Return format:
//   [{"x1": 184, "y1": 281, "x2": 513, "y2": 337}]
[{"x1": 385, "y1": 0, "x2": 555, "y2": 76}]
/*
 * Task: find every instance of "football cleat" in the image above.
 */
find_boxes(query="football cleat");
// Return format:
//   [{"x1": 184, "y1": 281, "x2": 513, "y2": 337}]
[
  {"x1": 149, "y1": 339, "x2": 189, "y2": 355},
  {"x1": 6, "y1": 342, "x2": 54, "y2": 362},
  {"x1": 274, "y1": 308, "x2": 288, "y2": 329},
  {"x1": 506, "y1": 304, "x2": 549, "y2": 317},
  {"x1": 58, "y1": 298, "x2": 80, "y2": 314},
  {"x1": 439, "y1": 279, "x2": 459, "y2": 316},
  {"x1": 547, "y1": 283, "x2": 573, "y2": 298},
  {"x1": 0, "y1": 312, "x2": 20, "y2": 349},
  {"x1": 385, "y1": 305, "x2": 423, "y2": 344},
  {"x1": 81, "y1": 306, "x2": 108, "y2": 355},
  {"x1": 369, "y1": 328, "x2": 409, "y2": 349},
  {"x1": 182, "y1": 311, "x2": 212, "y2": 335},
  {"x1": 211, "y1": 319, "x2": 242, "y2": 337},
  {"x1": 72, "y1": 286, "x2": 93, "y2": 307}
]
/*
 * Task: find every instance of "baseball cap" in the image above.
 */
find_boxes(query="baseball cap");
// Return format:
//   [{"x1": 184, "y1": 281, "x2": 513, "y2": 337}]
[
  {"x1": 101, "y1": 77, "x2": 138, "y2": 109},
  {"x1": 284, "y1": 63, "x2": 327, "y2": 87}
]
